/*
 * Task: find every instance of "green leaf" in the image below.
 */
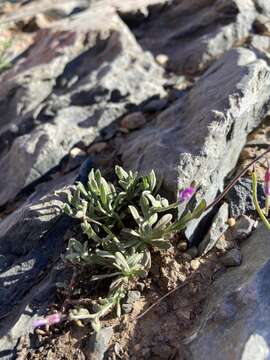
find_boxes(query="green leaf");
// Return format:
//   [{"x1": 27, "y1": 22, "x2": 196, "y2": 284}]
[
  {"x1": 114, "y1": 252, "x2": 130, "y2": 271},
  {"x1": 120, "y1": 228, "x2": 140, "y2": 240},
  {"x1": 145, "y1": 193, "x2": 160, "y2": 207},
  {"x1": 81, "y1": 221, "x2": 94, "y2": 239},
  {"x1": 148, "y1": 213, "x2": 158, "y2": 226},
  {"x1": 192, "y1": 199, "x2": 207, "y2": 219},
  {"x1": 148, "y1": 169, "x2": 156, "y2": 191},
  {"x1": 151, "y1": 238, "x2": 171, "y2": 250},
  {"x1": 154, "y1": 214, "x2": 172, "y2": 229},
  {"x1": 95, "y1": 169, "x2": 102, "y2": 186},
  {"x1": 140, "y1": 192, "x2": 150, "y2": 218},
  {"x1": 115, "y1": 165, "x2": 128, "y2": 180},
  {"x1": 77, "y1": 182, "x2": 88, "y2": 197},
  {"x1": 91, "y1": 272, "x2": 121, "y2": 281},
  {"x1": 68, "y1": 238, "x2": 83, "y2": 254},
  {"x1": 129, "y1": 205, "x2": 142, "y2": 225},
  {"x1": 88, "y1": 169, "x2": 99, "y2": 193},
  {"x1": 63, "y1": 203, "x2": 73, "y2": 216}
]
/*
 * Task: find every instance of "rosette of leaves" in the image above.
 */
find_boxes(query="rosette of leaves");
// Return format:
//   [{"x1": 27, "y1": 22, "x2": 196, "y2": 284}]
[{"x1": 63, "y1": 166, "x2": 206, "y2": 331}]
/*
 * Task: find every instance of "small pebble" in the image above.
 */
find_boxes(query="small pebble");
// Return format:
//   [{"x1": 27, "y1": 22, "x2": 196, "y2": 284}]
[
  {"x1": 178, "y1": 240, "x2": 188, "y2": 252},
  {"x1": 190, "y1": 259, "x2": 200, "y2": 271},
  {"x1": 156, "y1": 54, "x2": 169, "y2": 66},
  {"x1": 230, "y1": 215, "x2": 257, "y2": 241},
  {"x1": 134, "y1": 344, "x2": 141, "y2": 352},
  {"x1": 227, "y1": 217, "x2": 236, "y2": 227},
  {"x1": 120, "y1": 112, "x2": 146, "y2": 130},
  {"x1": 122, "y1": 304, "x2": 133, "y2": 314},
  {"x1": 220, "y1": 248, "x2": 242, "y2": 267},
  {"x1": 184, "y1": 261, "x2": 191, "y2": 271},
  {"x1": 215, "y1": 235, "x2": 234, "y2": 252},
  {"x1": 143, "y1": 98, "x2": 168, "y2": 112},
  {"x1": 70, "y1": 147, "x2": 86, "y2": 158},
  {"x1": 137, "y1": 282, "x2": 145, "y2": 291},
  {"x1": 182, "y1": 253, "x2": 192, "y2": 262},
  {"x1": 186, "y1": 246, "x2": 199, "y2": 259},
  {"x1": 87, "y1": 142, "x2": 107, "y2": 153},
  {"x1": 119, "y1": 127, "x2": 130, "y2": 134}
]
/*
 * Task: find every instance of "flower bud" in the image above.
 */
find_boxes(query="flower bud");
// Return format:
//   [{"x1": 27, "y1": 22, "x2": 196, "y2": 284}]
[
  {"x1": 33, "y1": 312, "x2": 62, "y2": 329},
  {"x1": 178, "y1": 187, "x2": 195, "y2": 203}
]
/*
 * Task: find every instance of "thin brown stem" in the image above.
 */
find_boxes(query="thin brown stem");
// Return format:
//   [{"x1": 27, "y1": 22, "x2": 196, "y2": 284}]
[{"x1": 136, "y1": 282, "x2": 188, "y2": 320}]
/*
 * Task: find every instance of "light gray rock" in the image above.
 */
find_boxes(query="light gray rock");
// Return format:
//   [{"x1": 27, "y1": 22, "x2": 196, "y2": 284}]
[
  {"x1": 124, "y1": 0, "x2": 257, "y2": 74},
  {"x1": 254, "y1": 0, "x2": 270, "y2": 34},
  {"x1": 0, "y1": 9, "x2": 165, "y2": 206},
  {"x1": 121, "y1": 47, "x2": 270, "y2": 240},
  {"x1": 251, "y1": 35, "x2": 270, "y2": 53},
  {"x1": 199, "y1": 203, "x2": 229, "y2": 255},
  {"x1": 188, "y1": 224, "x2": 270, "y2": 360}
]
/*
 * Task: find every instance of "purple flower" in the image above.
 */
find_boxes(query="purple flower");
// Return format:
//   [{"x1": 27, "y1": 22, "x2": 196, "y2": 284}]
[
  {"x1": 178, "y1": 187, "x2": 195, "y2": 203},
  {"x1": 46, "y1": 313, "x2": 62, "y2": 325},
  {"x1": 33, "y1": 312, "x2": 62, "y2": 329}
]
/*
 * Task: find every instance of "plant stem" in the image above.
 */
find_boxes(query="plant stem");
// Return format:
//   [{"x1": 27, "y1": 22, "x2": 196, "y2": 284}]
[{"x1": 252, "y1": 170, "x2": 270, "y2": 231}]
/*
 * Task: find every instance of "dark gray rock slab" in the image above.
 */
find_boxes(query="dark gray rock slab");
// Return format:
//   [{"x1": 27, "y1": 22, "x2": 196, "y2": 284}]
[
  {"x1": 188, "y1": 224, "x2": 270, "y2": 360},
  {"x1": 0, "y1": 9, "x2": 165, "y2": 206},
  {"x1": 227, "y1": 177, "x2": 265, "y2": 218},
  {"x1": 121, "y1": 47, "x2": 270, "y2": 240},
  {"x1": 122, "y1": 0, "x2": 257, "y2": 75},
  {"x1": 0, "y1": 175, "x2": 75, "y2": 358}
]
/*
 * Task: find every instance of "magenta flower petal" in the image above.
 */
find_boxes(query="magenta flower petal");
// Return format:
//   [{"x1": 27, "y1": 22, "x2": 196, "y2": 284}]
[
  {"x1": 47, "y1": 313, "x2": 62, "y2": 325},
  {"x1": 178, "y1": 187, "x2": 195, "y2": 203}
]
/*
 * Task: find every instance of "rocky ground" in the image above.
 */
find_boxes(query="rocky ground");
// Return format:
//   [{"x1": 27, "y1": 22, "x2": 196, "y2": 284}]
[{"x1": 1, "y1": 0, "x2": 270, "y2": 359}]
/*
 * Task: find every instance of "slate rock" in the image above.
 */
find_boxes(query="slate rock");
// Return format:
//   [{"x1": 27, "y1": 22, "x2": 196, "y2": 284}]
[
  {"x1": 124, "y1": 0, "x2": 257, "y2": 74},
  {"x1": 84, "y1": 326, "x2": 113, "y2": 360},
  {"x1": 0, "y1": 8, "x2": 165, "y2": 206},
  {"x1": 230, "y1": 214, "x2": 257, "y2": 241},
  {"x1": 0, "y1": 175, "x2": 75, "y2": 357},
  {"x1": 219, "y1": 248, "x2": 242, "y2": 267},
  {"x1": 250, "y1": 34, "x2": 270, "y2": 61},
  {"x1": 143, "y1": 98, "x2": 168, "y2": 112},
  {"x1": 199, "y1": 203, "x2": 229, "y2": 255},
  {"x1": 121, "y1": 47, "x2": 270, "y2": 240},
  {"x1": 120, "y1": 112, "x2": 146, "y2": 130},
  {"x1": 188, "y1": 224, "x2": 270, "y2": 360},
  {"x1": 122, "y1": 290, "x2": 141, "y2": 314},
  {"x1": 227, "y1": 177, "x2": 265, "y2": 218}
]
